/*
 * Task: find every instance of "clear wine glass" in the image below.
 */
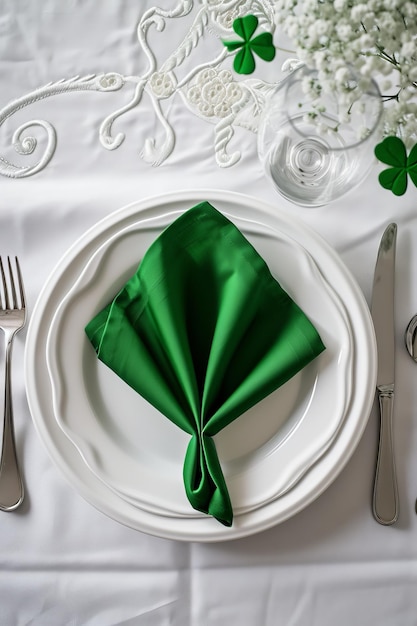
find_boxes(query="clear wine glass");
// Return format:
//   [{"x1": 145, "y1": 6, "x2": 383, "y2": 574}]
[{"x1": 257, "y1": 65, "x2": 383, "y2": 207}]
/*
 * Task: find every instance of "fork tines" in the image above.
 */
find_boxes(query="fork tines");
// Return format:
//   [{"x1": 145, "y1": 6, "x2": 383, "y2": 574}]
[{"x1": 0, "y1": 257, "x2": 25, "y2": 311}]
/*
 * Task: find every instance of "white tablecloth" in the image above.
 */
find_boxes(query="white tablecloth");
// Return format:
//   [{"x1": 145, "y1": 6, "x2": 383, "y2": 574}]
[{"x1": 1, "y1": 2, "x2": 417, "y2": 624}]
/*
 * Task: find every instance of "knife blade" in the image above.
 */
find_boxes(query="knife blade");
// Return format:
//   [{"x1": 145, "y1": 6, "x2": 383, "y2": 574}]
[{"x1": 371, "y1": 222, "x2": 398, "y2": 525}]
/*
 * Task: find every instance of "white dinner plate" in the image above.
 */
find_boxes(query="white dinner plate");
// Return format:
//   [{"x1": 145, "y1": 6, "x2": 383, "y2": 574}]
[
  {"x1": 45, "y1": 206, "x2": 353, "y2": 518},
  {"x1": 25, "y1": 190, "x2": 377, "y2": 541}
]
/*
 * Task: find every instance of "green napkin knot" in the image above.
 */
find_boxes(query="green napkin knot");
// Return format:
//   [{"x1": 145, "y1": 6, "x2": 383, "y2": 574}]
[
  {"x1": 85, "y1": 202, "x2": 325, "y2": 526},
  {"x1": 184, "y1": 432, "x2": 232, "y2": 526}
]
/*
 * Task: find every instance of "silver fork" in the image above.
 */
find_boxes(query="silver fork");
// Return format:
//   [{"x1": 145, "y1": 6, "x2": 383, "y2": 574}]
[{"x1": 0, "y1": 257, "x2": 26, "y2": 510}]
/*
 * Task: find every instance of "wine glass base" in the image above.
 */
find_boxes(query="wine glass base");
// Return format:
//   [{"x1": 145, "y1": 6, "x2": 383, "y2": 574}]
[{"x1": 269, "y1": 135, "x2": 349, "y2": 207}]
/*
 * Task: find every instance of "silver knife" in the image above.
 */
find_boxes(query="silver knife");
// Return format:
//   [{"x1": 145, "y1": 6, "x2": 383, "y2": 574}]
[{"x1": 371, "y1": 222, "x2": 398, "y2": 525}]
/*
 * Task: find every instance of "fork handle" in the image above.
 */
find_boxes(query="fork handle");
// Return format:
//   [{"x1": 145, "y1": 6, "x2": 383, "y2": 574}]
[{"x1": 0, "y1": 331, "x2": 24, "y2": 510}]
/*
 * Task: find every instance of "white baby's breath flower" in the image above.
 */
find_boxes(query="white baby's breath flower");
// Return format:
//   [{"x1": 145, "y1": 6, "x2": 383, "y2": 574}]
[
  {"x1": 335, "y1": 23, "x2": 353, "y2": 42},
  {"x1": 350, "y1": 4, "x2": 369, "y2": 21},
  {"x1": 358, "y1": 33, "x2": 374, "y2": 49},
  {"x1": 317, "y1": 122, "x2": 331, "y2": 135},
  {"x1": 358, "y1": 126, "x2": 371, "y2": 140},
  {"x1": 274, "y1": 0, "x2": 417, "y2": 144},
  {"x1": 334, "y1": 67, "x2": 350, "y2": 83},
  {"x1": 399, "y1": 88, "x2": 413, "y2": 102},
  {"x1": 401, "y1": 41, "x2": 416, "y2": 58},
  {"x1": 313, "y1": 50, "x2": 328, "y2": 70}
]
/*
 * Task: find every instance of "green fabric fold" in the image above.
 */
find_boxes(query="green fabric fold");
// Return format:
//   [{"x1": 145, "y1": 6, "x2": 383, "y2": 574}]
[{"x1": 85, "y1": 202, "x2": 325, "y2": 526}]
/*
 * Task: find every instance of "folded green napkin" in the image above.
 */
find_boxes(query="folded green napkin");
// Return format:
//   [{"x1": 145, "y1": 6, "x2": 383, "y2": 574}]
[{"x1": 85, "y1": 202, "x2": 325, "y2": 526}]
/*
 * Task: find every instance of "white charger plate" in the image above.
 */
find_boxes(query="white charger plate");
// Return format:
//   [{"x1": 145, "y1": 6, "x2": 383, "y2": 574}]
[
  {"x1": 45, "y1": 206, "x2": 353, "y2": 518},
  {"x1": 25, "y1": 190, "x2": 377, "y2": 541}
]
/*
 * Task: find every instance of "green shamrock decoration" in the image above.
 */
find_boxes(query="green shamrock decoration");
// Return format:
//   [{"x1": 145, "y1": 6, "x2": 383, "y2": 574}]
[
  {"x1": 223, "y1": 15, "x2": 275, "y2": 75},
  {"x1": 374, "y1": 136, "x2": 417, "y2": 196}
]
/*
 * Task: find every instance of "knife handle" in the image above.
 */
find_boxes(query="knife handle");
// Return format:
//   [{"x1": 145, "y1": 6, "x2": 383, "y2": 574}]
[{"x1": 373, "y1": 389, "x2": 398, "y2": 525}]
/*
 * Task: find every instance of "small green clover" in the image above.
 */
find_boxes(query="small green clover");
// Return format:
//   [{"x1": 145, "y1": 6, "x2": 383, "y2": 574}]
[
  {"x1": 375, "y1": 136, "x2": 417, "y2": 196},
  {"x1": 223, "y1": 15, "x2": 275, "y2": 75}
]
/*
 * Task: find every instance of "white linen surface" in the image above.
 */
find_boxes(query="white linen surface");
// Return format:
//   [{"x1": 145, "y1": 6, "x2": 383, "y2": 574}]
[{"x1": 1, "y1": 1, "x2": 417, "y2": 624}]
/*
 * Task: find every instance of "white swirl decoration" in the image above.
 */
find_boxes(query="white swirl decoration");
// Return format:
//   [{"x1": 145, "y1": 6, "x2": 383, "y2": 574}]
[
  {"x1": 0, "y1": 0, "x2": 278, "y2": 176},
  {"x1": 0, "y1": 73, "x2": 125, "y2": 178}
]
